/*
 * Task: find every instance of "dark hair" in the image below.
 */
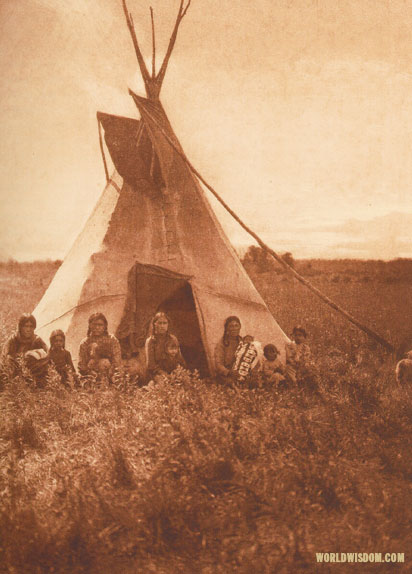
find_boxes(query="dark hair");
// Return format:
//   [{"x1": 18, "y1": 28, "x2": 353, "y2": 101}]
[
  {"x1": 292, "y1": 326, "x2": 307, "y2": 338},
  {"x1": 165, "y1": 339, "x2": 179, "y2": 350},
  {"x1": 18, "y1": 313, "x2": 36, "y2": 335},
  {"x1": 149, "y1": 312, "x2": 173, "y2": 343},
  {"x1": 263, "y1": 344, "x2": 279, "y2": 359},
  {"x1": 223, "y1": 315, "x2": 241, "y2": 347},
  {"x1": 50, "y1": 329, "x2": 65, "y2": 347},
  {"x1": 87, "y1": 313, "x2": 108, "y2": 336}
]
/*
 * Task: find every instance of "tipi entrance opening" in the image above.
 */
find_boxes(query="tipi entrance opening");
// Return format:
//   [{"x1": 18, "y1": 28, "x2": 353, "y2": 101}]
[
  {"x1": 158, "y1": 282, "x2": 208, "y2": 375},
  {"x1": 116, "y1": 262, "x2": 208, "y2": 374}
]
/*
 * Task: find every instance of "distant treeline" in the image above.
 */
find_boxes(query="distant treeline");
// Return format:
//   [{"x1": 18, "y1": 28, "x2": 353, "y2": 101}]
[
  {"x1": 2, "y1": 255, "x2": 412, "y2": 284},
  {"x1": 0, "y1": 259, "x2": 62, "y2": 274},
  {"x1": 241, "y1": 246, "x2": 412, "y2": 283}
]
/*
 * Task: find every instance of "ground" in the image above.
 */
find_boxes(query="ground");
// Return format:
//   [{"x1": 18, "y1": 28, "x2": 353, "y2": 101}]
[{"x1": 0, "y1": 258, "x2": 411, "y2": 573}]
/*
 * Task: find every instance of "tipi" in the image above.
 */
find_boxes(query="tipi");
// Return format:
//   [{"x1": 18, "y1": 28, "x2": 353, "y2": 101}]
[{"x1": 33, "y1": 1, "x2": 288, "y2": 374}]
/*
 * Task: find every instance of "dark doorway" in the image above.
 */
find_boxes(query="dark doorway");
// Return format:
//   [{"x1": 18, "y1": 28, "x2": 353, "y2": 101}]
[
  {"x1": 159, "y1": 283, "x2": 208, "y2": 375},
  {"x1": 117, "y1": 262, "x2": 208, "y2": 375}
]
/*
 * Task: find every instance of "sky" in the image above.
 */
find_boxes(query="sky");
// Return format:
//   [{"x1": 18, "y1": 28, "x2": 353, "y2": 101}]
[{"x1": 1, "y1": 0, "x2": 412, "y2": 260}]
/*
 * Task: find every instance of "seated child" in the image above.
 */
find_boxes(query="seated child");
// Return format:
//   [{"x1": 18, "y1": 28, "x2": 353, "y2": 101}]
[
  {"x1": 96, "y1": 357, "x2": 112, "y2": 385},
  {"x1": 145, "y1": 367, "x2": 168, "y2": 389},
  {"x1": 261, "y1": 344, "x2": 285, "y2": 386},
  {"x1": 158, "y1": 339, "x2": 186, "y2": 375},
  {"x1": 87, "y1": 341, "x2": 116, "y2": 373},
  {"x1": 396, "y1": 350, "x2": 412, "y2": 385},
  {"x1": 286, "y1": 326, "x2": 315, "y2": 384},
  {"x1": 124, "y1": 354, "x2": 144, "y2": 387},
  {"x1": 48, "y1": 330, "x2": 76, "y2": 385}
]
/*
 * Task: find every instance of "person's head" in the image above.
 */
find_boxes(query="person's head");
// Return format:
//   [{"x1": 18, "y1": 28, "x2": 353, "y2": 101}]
[
  {"x1": 97, "y1": 358, "x2": 111, "y2": 373},
  {"x1": 223, "y1": 316, "x2": 241, "y2": 344},
  {"x1": 18, "y1": 314, "x2": 36, "y2": 339},
  {"x1": 87, "y1": 313, "x2": 108, "y2": 337},
  {"x1": 50, "y1": 329, "x2": 65, "y2": 349},
  {"x1": 292, "y1": 326, "x2": 307, "y2": 345},
  {"x1": 124, "y1": 354, "x2": 141, "y2": 376},
  {"x1": 152, "y1": 312, "x2": 169, "y2": 336},
  {"x1": 263, "y1": 343, "x2": 279, "y2": 361},
  {"x1": 165, "y1": 340, "x2": 179, "y2": 358},
  {"x1": 152, "y1": 367, "x2": 167, "y2": 384},
  {"x1": 243, "y1": 335, "x2": 254, "y2": 344}
]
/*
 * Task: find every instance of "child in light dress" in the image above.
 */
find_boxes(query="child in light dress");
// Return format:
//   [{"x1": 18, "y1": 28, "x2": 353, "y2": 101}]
[
  {"x1": 261, "y1": 344, "x2": 285, "y2": 386},
  {"x1": 286, "y1": 326, "x2": 316, "y2": 385}
]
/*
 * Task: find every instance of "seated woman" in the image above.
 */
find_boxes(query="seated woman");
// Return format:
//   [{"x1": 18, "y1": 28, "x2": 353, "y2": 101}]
[
  {"x1": 214, "y1": 315, "x2": 243, "y2": 385},
  {"x1": 144, "y1": 312, "x2": 184, "y2": 380},
  {"x1": 2, "y1": 314, "x2": 48, "y2": 377},
  {"x1": 78, "y1": 313, "x2": 122, "y2": 376}
]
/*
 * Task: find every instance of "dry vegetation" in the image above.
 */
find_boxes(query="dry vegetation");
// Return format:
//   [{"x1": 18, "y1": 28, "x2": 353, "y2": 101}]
[{"x1": 1, "y1": 258, "x2": 411, "y2": 573}]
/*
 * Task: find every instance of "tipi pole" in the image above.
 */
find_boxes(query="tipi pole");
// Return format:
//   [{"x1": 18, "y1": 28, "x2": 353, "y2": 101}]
[
  {"x1": 138, "y1": 102, "x2": 394, "y2": 352},
  {"x1": 97, "y1": 117, "x2": 110, "y2": 183}
]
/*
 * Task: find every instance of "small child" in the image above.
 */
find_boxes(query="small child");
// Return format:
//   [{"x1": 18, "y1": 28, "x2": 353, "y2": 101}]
[
  {"x1": 396, "y1": 350, "x2": 412, "y2": 385},
  {"x1": 158, "y1": 339, "x2": 186, "y2": 374},
  {"x1": 95, "y1": 356, "x2": 112, "y2": 386},
  {"x1": 286, "y1": 326, "x2": 315, "y2": 385},
  {"x1": 124, "y1": 354, "x2": 144, "y2": 387},
  {"x1": 261, "y1": 344, "x2": 285, "y2": 386},
  {"x1": 48, "y1": 330, "x2": 76, "y2": 385},
  {"x1": 145, "y1": 367, "x2": 168, "y2": 389}
]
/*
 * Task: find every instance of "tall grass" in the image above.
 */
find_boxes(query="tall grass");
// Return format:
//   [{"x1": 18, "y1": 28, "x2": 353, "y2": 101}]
[
  {"x1": 1, "y1": 260, "x2": 412, "y2": 572},
  {"x1": 1, "y1": 364, "x2": 411, "y2": 573}
]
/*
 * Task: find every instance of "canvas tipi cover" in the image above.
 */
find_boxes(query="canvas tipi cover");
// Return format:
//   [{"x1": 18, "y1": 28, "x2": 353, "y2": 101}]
[{"x1": 33, "y1": 3, "x2": 288, "y2": 374}]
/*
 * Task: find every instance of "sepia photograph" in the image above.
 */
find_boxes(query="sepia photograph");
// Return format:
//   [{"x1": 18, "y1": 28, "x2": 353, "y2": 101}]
[{"x1": 0, "y1": 1, "x2": 411, "y2": 572}]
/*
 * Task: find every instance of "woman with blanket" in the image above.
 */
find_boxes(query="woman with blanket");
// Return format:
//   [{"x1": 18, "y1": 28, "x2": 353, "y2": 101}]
[{"x1": 2, "y1": 314, "x2": 48, "y2": 378}]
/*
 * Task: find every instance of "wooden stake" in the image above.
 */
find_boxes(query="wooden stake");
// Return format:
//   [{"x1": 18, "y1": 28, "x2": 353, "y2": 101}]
[{"x1": 132, "y1": 94, "x2": 395, "y2": 353}]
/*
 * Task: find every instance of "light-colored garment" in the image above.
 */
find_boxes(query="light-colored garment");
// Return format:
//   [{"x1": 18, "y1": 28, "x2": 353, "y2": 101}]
[
  {"x1": 285, "y1": 341, "x2": 314, "y2": 383},
  {"x1": 286, "y1": 342, "x2": 312, "y2": 368},
  {"x1": 262, "y1": 357, "x2": 285, "y2": 384},
  {"x1": 396, "y1": 351, "x2": 412, "y2": 384}
]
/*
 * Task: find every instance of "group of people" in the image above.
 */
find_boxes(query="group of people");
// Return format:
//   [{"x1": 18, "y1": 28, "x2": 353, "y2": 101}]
[
  {"x1": 214, "y1": 316, "x2": 315, "y2": 388},
  {"x1": 2, "y1": 311, "x2": 316, "y2": 389},
  {"x1": 1, "y1": 311, "x2": 188, "y2": 388}
]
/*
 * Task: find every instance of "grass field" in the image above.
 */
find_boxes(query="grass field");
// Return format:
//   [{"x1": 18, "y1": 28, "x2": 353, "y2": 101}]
[{"x1": 1, "y1": 258, "x2": 411, "y2": 573}]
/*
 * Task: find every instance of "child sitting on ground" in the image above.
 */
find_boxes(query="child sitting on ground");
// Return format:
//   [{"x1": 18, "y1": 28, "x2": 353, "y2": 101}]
[
  {"x1": 158, "y1": 339, "x2": 186, "y2": 375},
  {"x1": 95, "y1": 356, "x2": 112, "y2": 386},
  {"x1": 124, "y1": 354, "x2": 145, "y2": 388},
  {"x1": 48, "y1": 330, "x2": 76, "y2": 385},
  {"x1": 286, "y1": 326, "x2": 316, "y2": 385},
  {"x1": 261, "y1": 344, "x2": 285, "y2": 386},
  {"x1": 144, "y1": 367, "x2": 168, "y2": 389},
  {"x1": 396, "y1": 350, "x2": 412, "y2": 385}
]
